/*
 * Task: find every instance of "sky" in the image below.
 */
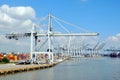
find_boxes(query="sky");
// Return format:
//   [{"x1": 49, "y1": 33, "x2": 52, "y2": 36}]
[{"x1": 0, "y1": 0, "x2": 120, "y2": 53}]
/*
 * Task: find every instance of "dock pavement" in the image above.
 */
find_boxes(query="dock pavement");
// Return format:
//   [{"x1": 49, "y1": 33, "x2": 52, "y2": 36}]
[{"x1": 0, "y1": 57, "x2": 69, "y2": 75}]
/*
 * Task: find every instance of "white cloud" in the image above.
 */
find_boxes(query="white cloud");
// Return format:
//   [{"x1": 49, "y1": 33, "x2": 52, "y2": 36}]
[
  {"x1": 1, "y1": 4, "x2": 35, "y2": 20},
  {"x1": 0, "y1": 34, "x2": 30, "y2": 52},
  {"x1": 108, "y1": 36, "x2": 118, "y2": 42},
  {"x1": 105, "y1": 33, "x2": 120, "y2": 49},
  {"x1": 0, "y1": 4, "x2": 35, "y2": 33},
  {"x1": 0, "y1": 4, "x2": 36, "y2": 53},
  {"x1": 107, "y1": 33, "x2": 120, "y2": 42}
]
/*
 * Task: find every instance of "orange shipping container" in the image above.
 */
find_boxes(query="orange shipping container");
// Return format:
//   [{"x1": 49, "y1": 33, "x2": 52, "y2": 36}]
[{"x1": 14, "y1": 56, "x2": 17, "y2": 61}]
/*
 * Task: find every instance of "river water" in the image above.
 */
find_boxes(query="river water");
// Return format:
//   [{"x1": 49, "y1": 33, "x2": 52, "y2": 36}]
[{"x1": 0, "y1": 57, "x2": 120, "y2": 80}]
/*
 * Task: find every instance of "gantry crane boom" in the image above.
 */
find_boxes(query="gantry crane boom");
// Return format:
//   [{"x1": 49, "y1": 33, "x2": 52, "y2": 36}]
[
  {"x1": 37, "y1": 32, "x2": 99, "y2": 36},
  {"x1": 5, "y1": 32, "x2": 98, "y2": 40}
]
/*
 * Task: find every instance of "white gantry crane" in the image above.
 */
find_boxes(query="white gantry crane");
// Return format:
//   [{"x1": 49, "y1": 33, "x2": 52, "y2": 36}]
[
  {"x1": 91, "y1": 42, "x2": 106, "y2": 55},
  {"x1": 5, "y1": 14, "x2": 99, "y2": 63}
]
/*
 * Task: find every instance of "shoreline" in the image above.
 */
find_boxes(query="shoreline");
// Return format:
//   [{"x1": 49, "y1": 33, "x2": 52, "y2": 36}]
[{"x1": 0, "y1": 57, "x2": 69, "y2": 75}]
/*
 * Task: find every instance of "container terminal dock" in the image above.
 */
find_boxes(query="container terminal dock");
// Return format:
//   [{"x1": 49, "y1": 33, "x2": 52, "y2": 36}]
[
  {"x1": 0, "y1": 57, "x2": 69, "y2": 75},
  {"x1": 0, "y1": 14, "x2": 100, "y2": 75},
  {"x1": 2, "y1": 14, "x2": 120, "y2": 76}
]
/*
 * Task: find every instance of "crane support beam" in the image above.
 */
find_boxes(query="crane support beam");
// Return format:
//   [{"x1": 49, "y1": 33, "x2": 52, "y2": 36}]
[
  {"x1": 37, "y1": 32, "x2": 99, "y2": 36},
  {"x1": 5, "y1": 33, "x2": 37, "y2": 39},
  {"x1": 6, "y1": 32, "x2": 98, "y2": 40}
]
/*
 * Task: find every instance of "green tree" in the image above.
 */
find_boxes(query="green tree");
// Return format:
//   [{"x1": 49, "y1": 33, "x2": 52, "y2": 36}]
[{"x1": 2, "y1": 57, "x2": 10, "y2": 63}]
